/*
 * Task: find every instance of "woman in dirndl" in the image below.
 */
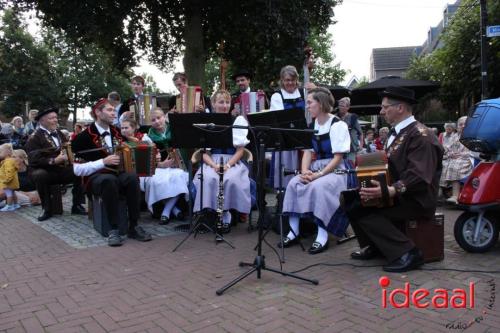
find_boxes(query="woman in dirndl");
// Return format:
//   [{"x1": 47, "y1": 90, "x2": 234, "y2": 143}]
[
  {"x1": 280, "y1": 87, "x2": 351, "y2": 254},
  {"x1": 193, "y1": 90, "x2": 251, "y2": 232},
  {"x1": 143, "y1": 108, "x2": 189, "y2": 224}
]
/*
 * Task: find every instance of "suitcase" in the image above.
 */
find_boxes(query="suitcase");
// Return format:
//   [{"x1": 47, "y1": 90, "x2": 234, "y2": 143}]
[
  {"x1": 404, "y1": 212, "x2": 444, "y2": 263},
  {"x1": 88, "y1": 195, "x2": 128, "y2": 237},
  {"x1": 49, "y1": 185, "x2": 63, "y2": 215}
]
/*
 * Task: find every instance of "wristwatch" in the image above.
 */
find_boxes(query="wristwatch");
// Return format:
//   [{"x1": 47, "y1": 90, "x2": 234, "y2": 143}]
[{"x1": 393, "y1": 181, "x2": 407, "y2": 194}]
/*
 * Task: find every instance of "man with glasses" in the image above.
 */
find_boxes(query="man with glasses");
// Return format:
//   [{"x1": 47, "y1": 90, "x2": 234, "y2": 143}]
[{"x1": 348, "y1": 86, "x2": 443, "y2": 272}]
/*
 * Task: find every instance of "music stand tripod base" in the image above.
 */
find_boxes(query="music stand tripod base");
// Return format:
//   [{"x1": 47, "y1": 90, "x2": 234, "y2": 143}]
[{"x1": 216, "y1": 139, "x2": 318, "y2": 296}]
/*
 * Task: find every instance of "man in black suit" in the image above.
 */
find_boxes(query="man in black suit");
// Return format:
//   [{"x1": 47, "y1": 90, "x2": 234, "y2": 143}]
[
  {"x1": 72, "y1": 98, "x2": 152, "y2": 246},
  {"x1": 349, "y1": 87, "x2": 443, "y2": 273},
  {"x1": 25, "y1": 107, "x2": 86, "y2": 221}
]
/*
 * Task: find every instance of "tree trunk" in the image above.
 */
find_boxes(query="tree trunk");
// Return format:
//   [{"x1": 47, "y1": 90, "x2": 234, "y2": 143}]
[{"x1": 183, "y1": 1, "x2": 206, "y2": 89}]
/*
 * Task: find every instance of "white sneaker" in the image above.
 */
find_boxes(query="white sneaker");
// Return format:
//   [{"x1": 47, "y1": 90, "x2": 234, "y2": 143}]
[{"x1": 0, "y1": 205, "x2": 16, "y2": 212}]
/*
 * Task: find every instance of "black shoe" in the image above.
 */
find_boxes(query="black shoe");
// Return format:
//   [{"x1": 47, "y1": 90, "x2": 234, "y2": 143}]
[
  {"x1": 220, "y1": 223, "x2": 231, "y2": 234},
  {"x1": 383, "y1": 248, "x2": 424, "y2": 273},
  {"x1": 108, "y1": 229, "x2": 123, "y2": 247},
  {"x1": 308, "y1": 241, "x2": 328, "y2": 255},
  {"x1": 128, "y1": 226, "x2": 152, "y2": 242},
  {"x1": 277, "y1": 237, "x2": 299, "y2": 248},
  {"x1": 71, "y1": 204, "x2": 87, "y2": 215},
  {"x1": 159, "y1": 215, "x2": 170, "y2": 225},
  {"x1": 351, "y1": 246, "x2": 380, "y2": 260},
  {"x1": 37, "y1": 210, "x2": 52, "y2": 221}
]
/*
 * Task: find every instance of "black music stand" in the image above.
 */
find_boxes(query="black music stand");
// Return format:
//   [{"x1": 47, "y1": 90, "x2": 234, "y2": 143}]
[
  {"x1": 169, "y1": 113, "x2": 235, "y2": 251},
  {"x1": 248, "y1": 108, "x2": 311, "y2": 261},
  {"x1": 215, "y1": 111, "x2": 318, "y2": 295}
]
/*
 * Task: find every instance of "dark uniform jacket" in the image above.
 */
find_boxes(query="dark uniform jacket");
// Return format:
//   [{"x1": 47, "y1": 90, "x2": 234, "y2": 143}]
[
  {"x1": 71, "y1": 123, "x2": 124, "y2": 163},
  {"x1": 386, "y1": 121, "x2": 444, "y2": 217},
  {"x1": 25, "y1": 128, "x2": 68, "y2": 171}
]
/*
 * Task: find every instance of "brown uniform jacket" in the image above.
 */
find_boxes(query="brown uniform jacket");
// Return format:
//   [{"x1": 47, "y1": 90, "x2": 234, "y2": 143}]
[
  {"x1": 25, "y1": 128, "x2": 68, "y2": 171},
  {"x1": 386, "y1": 121, "x2": 444, "y2": 217}
]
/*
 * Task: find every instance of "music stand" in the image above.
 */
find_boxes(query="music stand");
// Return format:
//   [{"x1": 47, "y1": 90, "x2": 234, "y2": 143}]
[
  {"x1": 215, "y1": 111, "x2": 318, "y2": 295},
  {"x1": 169, "y1": 113, "x2": 235, "y2": 251},
  {"x1": 248, "y1": 109, "x2": 312, "y2": 261}
]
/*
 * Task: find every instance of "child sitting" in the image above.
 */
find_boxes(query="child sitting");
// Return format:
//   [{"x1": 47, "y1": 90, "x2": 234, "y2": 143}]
[{"x1": 0, "y1": 143, "x2": 20, "y2": 211}]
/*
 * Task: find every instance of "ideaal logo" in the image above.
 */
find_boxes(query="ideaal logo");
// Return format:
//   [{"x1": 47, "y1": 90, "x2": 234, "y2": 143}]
[
  {"x1": 379, "y1": 276, "x2": 496, "y2": 330},
  {"x1": 379, "y1": 276, "x2": 475, "y2": 309}
]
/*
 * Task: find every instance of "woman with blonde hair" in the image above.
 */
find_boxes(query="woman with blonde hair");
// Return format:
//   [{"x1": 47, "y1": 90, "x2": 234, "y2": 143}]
[
  {"x1": 146, "y1": 108, "x2": 189, "y2": 224},
  {"x1": 193, "y1": 90, "x2": 251, "y2": 232}
]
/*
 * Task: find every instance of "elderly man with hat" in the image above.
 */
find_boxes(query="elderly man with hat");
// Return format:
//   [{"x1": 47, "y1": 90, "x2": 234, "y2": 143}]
[
  {"x1": 71, "y1": 98, "x2": 152, "y2": 246},
  {"x1": 24, "y1": 107, "x2": 86, "y2": 221},
  {"x1": 348, "y1": 86, "x2": 443, "y2": 272}
]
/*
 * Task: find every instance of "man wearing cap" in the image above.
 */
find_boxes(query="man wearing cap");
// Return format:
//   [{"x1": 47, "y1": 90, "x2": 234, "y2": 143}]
[
  {"x1": 348, "y1": 86, "x2": 443, "y2": 272},
  {"x1": 71, "y1": 99, "x2": 152, "y2": 246},
  {"x1": 25, "y1": 107, "x2": 86, "y2": 221}
]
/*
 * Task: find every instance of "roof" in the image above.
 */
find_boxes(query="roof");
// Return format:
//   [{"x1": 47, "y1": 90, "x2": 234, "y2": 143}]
[{"x1": 371, "y1": 46, "x2": 419, "y2": 70}]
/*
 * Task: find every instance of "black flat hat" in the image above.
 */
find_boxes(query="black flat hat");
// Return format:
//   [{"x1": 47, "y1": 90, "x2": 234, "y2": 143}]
[
  {"x1": 35, "y1": 107, "x2": 59, "y2": 121},
  {"x1": 378, "y1": 86, "x2": 417, "y2": 104},
  {"x1": 231, "y1": 69, "x2": 253, "y2": 81}
]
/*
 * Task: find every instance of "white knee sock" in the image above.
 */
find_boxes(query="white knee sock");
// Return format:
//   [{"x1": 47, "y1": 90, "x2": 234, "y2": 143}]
[
  {"x1": 172, "y1": 205, "x2": 181, "y2": 216},
  {"x1": 162, "y1": 197, "x2": 178, "y2": 217},
  {"x1": 286, "y1": 216, "x2": 300, "y2": 240},
  {"x1": 314, "y1": 226, "x2": 328, "y2": 246},
  {"x1": 222, "y1": 211, "x2": 231, "y2": 225}
]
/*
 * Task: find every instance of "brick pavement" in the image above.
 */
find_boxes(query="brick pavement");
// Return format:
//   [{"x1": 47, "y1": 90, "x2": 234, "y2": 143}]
[{"x1": 0, "y1": 201, "x2": 499, "y2": 332}]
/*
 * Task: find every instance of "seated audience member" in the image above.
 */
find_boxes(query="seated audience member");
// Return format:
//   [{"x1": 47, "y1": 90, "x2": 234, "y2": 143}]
[{"x1": 0, "y1": 143, "x2": 20, "y2": 211}]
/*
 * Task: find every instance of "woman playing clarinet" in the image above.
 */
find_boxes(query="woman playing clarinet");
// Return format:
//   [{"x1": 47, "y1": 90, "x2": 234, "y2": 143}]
[
  {"x1": 193, "y1": 90, "x2": 251, "y2": 232},
  {"x1": 280, "y1": 87, "x2": 351, "y2": 254}
]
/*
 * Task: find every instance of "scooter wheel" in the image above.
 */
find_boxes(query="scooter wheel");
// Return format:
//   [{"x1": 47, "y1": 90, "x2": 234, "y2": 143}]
[{"x1": 454, "y1": 212, "x2": 499, "y2": 253}]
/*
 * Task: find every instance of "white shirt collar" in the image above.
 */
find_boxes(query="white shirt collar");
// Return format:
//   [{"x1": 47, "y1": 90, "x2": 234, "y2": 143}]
[
  {"x1": 393, "y1": 116, "x2": 416, "y2": 135},
  {"x1": 242, "y1": 87, "x2": 251, "y2": 93},
  {"x1": 95, "y1": 122, "x2": 110, "y2": 135},
  {"x1": 39, "y1": 125, "x2": 52, "y2": 134}
]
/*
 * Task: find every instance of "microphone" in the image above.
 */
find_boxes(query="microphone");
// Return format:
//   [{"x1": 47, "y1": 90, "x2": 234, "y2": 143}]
[{"x1": 193, "y1": 123, "x2": 216, "y2": 129}]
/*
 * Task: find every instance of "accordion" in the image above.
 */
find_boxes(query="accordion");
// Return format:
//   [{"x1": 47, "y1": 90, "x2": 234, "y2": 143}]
[
  {"x1": 355, "y1": 151, "x2": 393, "y2": 208},
  {"x1": 129, "y1": 94, "x2": 157, "y2": 126},
  {"x1": 237, "y1": 92, "x2": 266, "y2": 116},
  {"x1": 115, "y1": 142, "x2": 157, "y2": 177},
  {"x1": 176, "y1": 86, "x2": 204, "y2": 113}
]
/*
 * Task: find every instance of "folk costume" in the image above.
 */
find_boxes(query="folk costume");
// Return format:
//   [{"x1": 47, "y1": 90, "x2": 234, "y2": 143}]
[
  {"x1": 145, "y1": 124, "x2": 189, "y2": 223},
  {"x1": 282, "y1": 115, "x2": 351, "y2": 253},
  {"x1": 71, "y1": 122, "x2": 150, "y2": 243},
  {"x1": 269, "y1": 88, "x2": 305, "y2": 189},
  {"x1": 193, "y1": 116, "x2": 251, "y2": 226},
  {"x1": 25, "y1": 112, "x2": 85, "y2": 220}
]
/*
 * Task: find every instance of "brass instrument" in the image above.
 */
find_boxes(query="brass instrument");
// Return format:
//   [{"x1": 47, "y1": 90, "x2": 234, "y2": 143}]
[{"x1": 216, "y1": 156, "x2": 224, "y2": 234}]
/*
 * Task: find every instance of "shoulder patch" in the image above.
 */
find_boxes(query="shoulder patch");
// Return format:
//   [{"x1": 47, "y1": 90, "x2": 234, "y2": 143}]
[{"x1": 416, "y1": 123, "x2": 429, "y2": 137}]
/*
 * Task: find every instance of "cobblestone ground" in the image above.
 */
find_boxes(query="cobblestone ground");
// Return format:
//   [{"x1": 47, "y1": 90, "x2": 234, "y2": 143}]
[{"x1": 0, "y1": 194, "x2": 499, "y2": 332}]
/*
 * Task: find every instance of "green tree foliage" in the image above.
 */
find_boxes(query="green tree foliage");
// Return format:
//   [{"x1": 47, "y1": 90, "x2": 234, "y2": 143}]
[
  {"x1": 407, "y1": 0, "x2": 500, "y2": 111},
  {"x1": 0, "y1": 9, "x2": 58, "y2": 117},
  {"x1": 15, "y1": 0, "x2": 343, "y2": 90},
  {"x1": 307, "y1": 29, "x2": 346, "y2": 87}
]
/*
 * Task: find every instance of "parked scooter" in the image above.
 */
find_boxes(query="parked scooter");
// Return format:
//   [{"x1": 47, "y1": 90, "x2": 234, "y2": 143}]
[{"x1": 453, "y1": 98, "x2": 500, "y2": 253}]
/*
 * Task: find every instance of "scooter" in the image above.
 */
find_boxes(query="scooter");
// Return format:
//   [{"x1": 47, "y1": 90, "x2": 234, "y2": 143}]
[{"x1": 453, "y1": 98, "x2": 500, "y2": 253}]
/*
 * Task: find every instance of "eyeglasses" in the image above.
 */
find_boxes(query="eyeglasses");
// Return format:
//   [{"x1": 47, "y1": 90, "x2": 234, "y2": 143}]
[{"x1": 380, "y1": 103, "x2": 400, "y2": 110}]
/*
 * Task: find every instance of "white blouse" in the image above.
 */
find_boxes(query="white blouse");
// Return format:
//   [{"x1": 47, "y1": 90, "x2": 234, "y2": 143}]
[
  {"x1": 269, "y1": 89, "x2": 302, "y2": 111},
  {"x1": 314, "y1": 115, "x2": 351, "y2": 154},
  {"x1": 233, "y1": 115, "x2": 250, "y2": 147}
]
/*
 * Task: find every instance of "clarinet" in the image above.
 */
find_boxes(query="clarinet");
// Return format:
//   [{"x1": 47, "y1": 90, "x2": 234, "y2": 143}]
[
  {"x1": 283, "y1": 168, "x2": 356, "y2": 176},
  {"x1": 216, "y1": 156, "x2": 224, "y2": 233}
]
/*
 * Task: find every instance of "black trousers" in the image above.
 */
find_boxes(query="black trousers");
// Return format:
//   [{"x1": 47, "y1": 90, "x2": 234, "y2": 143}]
[
  {"x1": 30, "y1": 166, "x2": 84, "y2": 212},
  {"x1": 349, "y1": 199, "x2": 426, "y2": 262},
  {"x1": 88, "y1": 172, "x2": 140, "y2": 230}
]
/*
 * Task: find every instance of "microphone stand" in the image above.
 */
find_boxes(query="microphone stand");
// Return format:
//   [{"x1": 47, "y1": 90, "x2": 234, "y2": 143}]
[{"x1": 206, "y1": 123, "x2": 318, "y2": 296}]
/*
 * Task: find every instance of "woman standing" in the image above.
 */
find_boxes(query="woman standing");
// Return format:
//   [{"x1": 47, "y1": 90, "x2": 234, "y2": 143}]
[
  {"x1": 145, "y1": 109, "x2": 189, "y2": 224},
  {"x1": 280, "y1": 87, "x2": 351, "y2": 254},
  {"x1": 193, "y1": 90, "x2": 251, "y2": 232}
]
